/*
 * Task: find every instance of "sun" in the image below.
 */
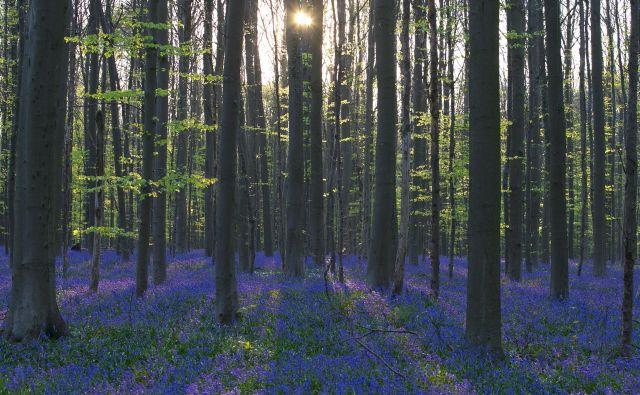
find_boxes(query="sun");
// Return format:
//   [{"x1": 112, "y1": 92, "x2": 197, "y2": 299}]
[{"x1": 293, "y1": 11, "x2": 312, "y2": 27}]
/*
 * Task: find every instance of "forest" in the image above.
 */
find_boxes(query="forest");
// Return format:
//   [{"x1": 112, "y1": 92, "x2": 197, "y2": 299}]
[{"x1": 0, "y1": 0, "x2": 638, "y2": 393}]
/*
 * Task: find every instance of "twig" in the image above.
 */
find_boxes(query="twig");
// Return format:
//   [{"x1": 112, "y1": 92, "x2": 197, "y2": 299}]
[{"x1": 354, "y1": 337, "x2": 406, "y2": 379}]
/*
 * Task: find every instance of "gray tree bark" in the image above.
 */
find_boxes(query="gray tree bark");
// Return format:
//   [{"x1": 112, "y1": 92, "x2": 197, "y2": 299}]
[
  {"x1": 465, "y1": 0, "x2": 503, "y2": 357},
  {"x1": 284, "y1": 0, "x2": 305, "y2": 277},
  {"x1": 590, "y1": 0, "x2": 607, "y2": 277},
  {"x1": 4, "y1": 0, "x2": 71, "y2": 341},
  {"x1": 545, "y1": 0, "x2": 568, "y2": 300},
  {"x1": 152, "y1": 0, "x2": 169, "y2": 284},
  {"x1": 309, "y1": 0, "x2": 325, "y2": 266},
  {"x1": 215, "y1": 0, "x2": 245, "y2": 323},
  {"x1": 621, "y1": 0, "x2": 638, "y2": 358},
  {"x1": 367, "y1": 0, "x2": 397, "y2": 289},
  {"x1": 136, "y1": 0, "x2": 159, "y2": 298},
  {"x1": 507, "y1": 0, "x2": 525, "y2": 281}
]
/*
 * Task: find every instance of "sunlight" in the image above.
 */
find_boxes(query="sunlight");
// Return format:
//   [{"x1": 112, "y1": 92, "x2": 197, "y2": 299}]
[{"x1": 293, "y1": 11, "x2": 312, "y2": 27}]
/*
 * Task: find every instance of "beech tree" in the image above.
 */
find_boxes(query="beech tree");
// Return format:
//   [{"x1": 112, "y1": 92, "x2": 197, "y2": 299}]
[
  {"x1": 3, "y1": 0, "x2": 71, "y2": 341},
  {"x1": 465, "y1": 0, "x2": 503, "y2": 357},
  {"x1": 215, "y1": 0, "x2": 245, "y2": 323},
  {"x1": 367, "y1": 0, "x2": 397, "y2": 289},
  {"x1": 545, "y1": 0, "x2": 568, "y2": 300}
]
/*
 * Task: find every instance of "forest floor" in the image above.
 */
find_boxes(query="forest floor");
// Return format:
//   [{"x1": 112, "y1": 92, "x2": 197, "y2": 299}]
[{"x1": 0, "y1": 250, "x2": 638, "y2": 394}]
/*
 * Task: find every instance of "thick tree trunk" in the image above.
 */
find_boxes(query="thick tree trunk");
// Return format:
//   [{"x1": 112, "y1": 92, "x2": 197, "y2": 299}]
[
  {"x1": 465, "y1": 0, "x2": 503, "y2": 357},
  {"x1": 4, "y1": 0, "x2": 70, "y2": 341},
  {"x1": 284, "y1": 0, "x2": 305, "y2": 277},
  {"x1": 215, "y1": 0, "x2": 245, "y2": 323},
  {"x1": 545, "y1": 0, "x2": 568, "y2": 300},
  {"x1": 367, "y1": 0, "x2": 397, "y2": 289},
  {"x1": 361, "y1": 0, "x2": 375, "y2": 263}
]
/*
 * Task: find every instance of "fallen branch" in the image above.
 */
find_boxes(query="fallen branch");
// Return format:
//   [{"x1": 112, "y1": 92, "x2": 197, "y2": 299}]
[{"x1": 354, "y1": 337, "x2": 406, "y2": 379}]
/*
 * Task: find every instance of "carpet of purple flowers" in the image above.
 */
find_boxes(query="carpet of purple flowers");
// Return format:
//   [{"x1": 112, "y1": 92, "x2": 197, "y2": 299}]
[{"x1": 0, "y1": 249, "x2": 638, "y2": 394}]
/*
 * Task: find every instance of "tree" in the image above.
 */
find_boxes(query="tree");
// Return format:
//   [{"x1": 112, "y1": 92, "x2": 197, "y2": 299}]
[
  {"x1": 284, "y1": 0, "x2": 305, "y2": 277},
  {"x1": 621, "y1": 0, "x2": 638, "y2": 358},
  {"x1": 545, "y1": 0, "x2": 568, "y2": 300},
  {"x1": 215, "y1": 0, "x2": 245, "y2": 323},
  {"x1": 309, "y1": 0, "x2": 324, "y2": 266},
  {"x1": 428, "y1": 0, "x2": 441, "y2": 298},
  {"x1": 591, "y1": 0, "x2": 607, "y2": 277},
  {"x1": 393, "y1": 0, "x2": 411, "y2": 295},
  {"x1": 173, "y1": 0, "x2": 193, "y2": 253},
  {"x1": 3, "y1": 0, "x2": 71, "y2": 341},
  {"x1": 152, "y1": 0, "x2": 169, "y2": 285},
  {"x1": 89, "y1": 110, "x2": 105, "y2": 292},
  {"x1": 408, "y1": 0, "x2": 427, "y2": 267},
  {"x1": 506, "y1": 0, "x2": 525, "y2": 281},
  {"x1": 465, "y1": 0, "x2": 503, "y2": 357},
  {"x1": 367, "y1": 0, "x2": 397, "y2": 289},
  {"x1": 136, "y1": 0, "x2": 159, "y2": 298},
  {"x1": 84, "y1": 0, "x2": 101, "y2": 253}
]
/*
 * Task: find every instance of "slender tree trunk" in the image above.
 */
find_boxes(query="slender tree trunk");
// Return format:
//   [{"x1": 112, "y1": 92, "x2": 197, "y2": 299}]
[
  {"x1": 361, "y1": 0, "x2": 375, "y2": 264},
  {"x1": 446, "y1": 0, "x2": 457, "y2": 279},
  {"x1": 506, "y1": 0, "x2": 525, "y2": 281},
  {"x1": 577, "y1": 0, "x2": 588, "y2": 276},
  {"x1": 136, "y1": 0, "x2": 159, "y2": 298},
  {"x1": 591, "y1": 0, "x2": 607, "y2": 277},
  {"x1": 90, "y1": 111, "x2": 105, "y2": 292},
  {"x1": 3, "y1": 0, "x2": 70, "y2": 341},
  {"x1": 428, "y1": 0, "x2": 441, "y2": 298},
  {"x1": 408, "y1": 0, "x2": 426, "y2": 267},
  {"x1": 84, "y1": 0, "x2": 101, "y2": 253},
  {"x1": 62, "y1": 6, "x2": 77, "y2": 275},
  {"x1": 309, "y1": 0, "x2": 324, "y2": 266},
  {"x1": 465, "y1": 0, "x2": 503, "y2": 357},
  {"x1": 393, "y1": 0, "x2": 411, "y2": 295},
  {"x1": 621, "y1": 0, "x2": 638, "y2": 358},
  {"x1": 152, "y1": 0, "x2": 169, "y2": 284},
  {"x1": 215, "y1": 0, "x2": 245, "y2": 323}
]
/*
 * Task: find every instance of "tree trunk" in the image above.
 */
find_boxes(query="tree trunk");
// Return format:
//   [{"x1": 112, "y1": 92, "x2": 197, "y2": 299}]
[
  {"x1": 309, "y1": 0, "x2": 324, "y2": 266},
  {"x1": 393, "y1": 0, "x2": 411, "y2": 295},
  {"x1": 90, "y1": 111, "x2": 105, "y2": 292},
  {"x1": 577, "y1": 0, "x2": 588, "y2": 276},
  {"x1": 215, "y1": 0, "x2": 244, "y2": 323},
  {"x1": 136, "y1": 0, "x2": 159, "y2": 298},
  {"x1": 590, "y1": 0, "x2": 607, "y2": 277},
  {"x1": 367, "y1": 0, "x2": 397, "y2": 289},
  {"x1": 621, "y1": 0, "x2": 638, "y2": 358},
  {"x1": 4, "y1": 0, "x2": 70, "y2": 341},
  {"x1": 174, "y1": 0, "x2": 193, "y2": 253},
  {"x1": 465, "y1": 0, "x2": 503, "y2": 357},
  {"x1": 408, "y1": 0, "x2": 426, "y2": 267},
  {"x1": 428, "y1": 0, "x2": 441, "y2": 298},
  {"x1": 545, "y1": 0, "x2": 568, "y2": 300},
  {"x1": 152, "y1": 0, "x2": 169, "y2": 284},
  {"x1": 506, "y1": 0, "x2": 525, "y2": 281}
]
